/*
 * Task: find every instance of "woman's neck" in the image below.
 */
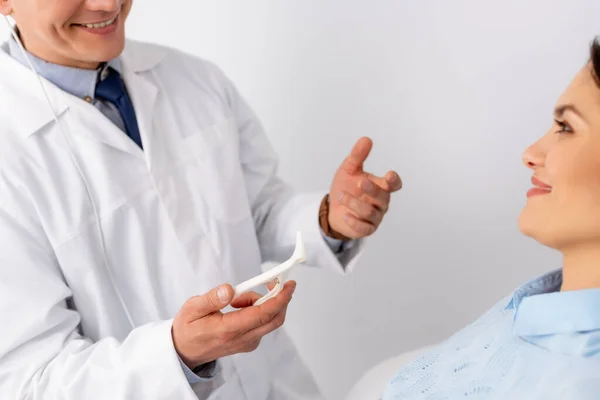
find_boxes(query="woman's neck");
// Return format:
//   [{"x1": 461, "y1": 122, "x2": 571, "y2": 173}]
[{"x1": 561, "y1": 242, "x2": 600, "y2": 291}]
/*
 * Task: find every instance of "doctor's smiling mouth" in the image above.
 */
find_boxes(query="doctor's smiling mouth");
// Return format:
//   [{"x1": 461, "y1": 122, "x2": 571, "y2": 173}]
[
  {"x1": 71, "y1": 12, "x2": 120, "y2": 35},
  {"x1": 69, "y1": 2, "x2": 123, "y2": 37}
]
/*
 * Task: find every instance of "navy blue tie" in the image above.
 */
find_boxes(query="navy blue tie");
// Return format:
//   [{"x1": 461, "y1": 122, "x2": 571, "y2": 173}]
[{"x1": 95, "y1": 67, "x2": 143, "y2": 149}]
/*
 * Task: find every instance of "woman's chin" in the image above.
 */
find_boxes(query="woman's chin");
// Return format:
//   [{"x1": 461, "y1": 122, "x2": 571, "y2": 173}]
[
  {"x1": 518, "y1": 210, "x2": 553, "y2": 246},
  {"x1": 518, "y1": 212, "x2": 569, "y2": 250},
  {"x1": 517, "y1": 208, "x2": 535, "y2": 237}
]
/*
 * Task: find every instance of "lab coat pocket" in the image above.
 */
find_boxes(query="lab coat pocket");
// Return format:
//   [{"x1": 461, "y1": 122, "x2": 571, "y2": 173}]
[{"x1": 183, "y1": 118, "x2": 251, "y2": 225}]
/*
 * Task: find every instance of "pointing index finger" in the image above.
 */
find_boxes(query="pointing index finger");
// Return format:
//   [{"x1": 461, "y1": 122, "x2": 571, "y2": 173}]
[
  {"x1": 341, "y1": 137, "x2": 373, "y2": 173},
  {"x1": 364, "y1": 171, "x2": 402, "y2": 192}
]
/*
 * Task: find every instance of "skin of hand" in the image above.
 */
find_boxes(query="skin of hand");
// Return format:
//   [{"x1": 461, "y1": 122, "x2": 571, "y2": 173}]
[
  {"x1": 172, "y1": 280, "x2": 296, "y2": 368},
  {"x1": 328, "y1": 137, "x2": 402, "y2": 239}
]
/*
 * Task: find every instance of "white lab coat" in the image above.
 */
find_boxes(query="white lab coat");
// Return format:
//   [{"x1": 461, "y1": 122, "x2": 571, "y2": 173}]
[{"x1": 0, "y1": 39, "x2": 364, "y2": 400}]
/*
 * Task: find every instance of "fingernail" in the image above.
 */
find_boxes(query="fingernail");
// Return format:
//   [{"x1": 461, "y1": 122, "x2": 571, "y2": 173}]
[
  {"x1": 217, "y1": 287, "x2": 229, "y2": 303},
  {"x1": 291, "y1": 285, "x2": 296, "y2": 294},
  {"x1": 339, "y1": 192, "x2": 344, "y2": 202},
  {"x1": 361, "y1": 180, "x2": 373, "y2": 192}
]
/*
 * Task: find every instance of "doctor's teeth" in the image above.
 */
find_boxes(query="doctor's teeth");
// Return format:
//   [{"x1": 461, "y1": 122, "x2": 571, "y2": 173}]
[{"x1": 84, "y1": 15, "x2": 117, "y2": 29}]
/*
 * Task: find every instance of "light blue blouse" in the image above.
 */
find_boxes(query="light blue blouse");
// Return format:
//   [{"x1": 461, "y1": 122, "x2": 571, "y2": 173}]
[{"x1": 383, "y1": 269, "x2": 600, "y2": 399}]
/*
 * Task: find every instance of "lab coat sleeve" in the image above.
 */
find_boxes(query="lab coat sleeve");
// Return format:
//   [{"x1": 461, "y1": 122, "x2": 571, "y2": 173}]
[
  {"x1": 219, "y1": 69, "x2": 365, "y2": 273},
  {"x1": 0, "y1": 205, "x2": 202, "y2": 399}
]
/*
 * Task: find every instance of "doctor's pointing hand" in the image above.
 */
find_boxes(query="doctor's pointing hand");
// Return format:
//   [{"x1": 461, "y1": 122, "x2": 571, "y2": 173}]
[
  {"x1": 0, "y1": 1, "x2": 400, "y2": 399},
  {"x1": 327, "y1": 137, "x2": 402, "y2": 239}
]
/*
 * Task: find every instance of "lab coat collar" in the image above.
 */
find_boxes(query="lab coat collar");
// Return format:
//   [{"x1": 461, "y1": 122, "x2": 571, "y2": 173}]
[
  {"x1": 0, "y1": 41, "x2": 70, "y2": 138},
  {"x1": 120, "y1": 39, "x2": 167, "y2": 73},
  {"x1": 0, "y1": 39, "x2": 166, "y2": 144}
]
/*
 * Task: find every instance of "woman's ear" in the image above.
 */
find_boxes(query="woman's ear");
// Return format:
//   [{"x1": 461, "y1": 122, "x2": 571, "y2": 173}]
[{"x1": 0, "y1": 0, "x2": 13, "y2": 17}]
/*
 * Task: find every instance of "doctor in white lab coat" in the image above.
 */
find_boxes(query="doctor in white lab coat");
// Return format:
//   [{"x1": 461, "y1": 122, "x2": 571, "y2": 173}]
[{"x1": 0, "y1": 1, "x2": 402, "y2": 399}]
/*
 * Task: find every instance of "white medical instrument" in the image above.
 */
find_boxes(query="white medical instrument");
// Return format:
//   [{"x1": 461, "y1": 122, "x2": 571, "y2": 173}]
[
  {"x1": 3, "y1": 13, "x2": 304, "y2": 313},
  {"x1": 233, "y1": 231, "x2": 306, "y2": 306}
]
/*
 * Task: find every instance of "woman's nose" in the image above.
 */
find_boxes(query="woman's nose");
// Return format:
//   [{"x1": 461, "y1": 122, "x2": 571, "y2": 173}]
[{"x1": 522, "y1": 140, "x2": 546, "y2": 170}]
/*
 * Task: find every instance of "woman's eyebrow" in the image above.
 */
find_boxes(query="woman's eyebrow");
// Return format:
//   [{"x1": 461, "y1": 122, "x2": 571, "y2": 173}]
[{"x1": 554, "y1": 104, "x2": 586, "y2": 122}]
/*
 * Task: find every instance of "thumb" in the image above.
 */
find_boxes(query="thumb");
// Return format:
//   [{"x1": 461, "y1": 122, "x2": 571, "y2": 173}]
[
  {"x1": 182, "y1": 284, "x2": 234, "y2": 322},
  {"x1": 341, "y1": 137, "x2": 373, "y2": 173}
]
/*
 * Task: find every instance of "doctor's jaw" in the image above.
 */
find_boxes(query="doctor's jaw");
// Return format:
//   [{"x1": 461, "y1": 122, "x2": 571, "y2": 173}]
[{"x1": 3, "y1": 0, "x2": 133, "y2": 69}]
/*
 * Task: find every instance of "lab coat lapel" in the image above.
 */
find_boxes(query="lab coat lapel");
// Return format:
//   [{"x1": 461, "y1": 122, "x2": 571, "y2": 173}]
[
  {"x1": 70, "y1": 53, "x2": 157, "y2": 161},
  {"x1": 120, "y1": 66, "x2": 159, "y2": 169},
  {"x1": 0, "y1": 46, "x2": 146, "y2": 160},
  {"x1": 117, "y1": 40, "x2": 168, "y2": 170},
  {"x1": 75, "y1": 104, "x2": 146, "y2": 160}
]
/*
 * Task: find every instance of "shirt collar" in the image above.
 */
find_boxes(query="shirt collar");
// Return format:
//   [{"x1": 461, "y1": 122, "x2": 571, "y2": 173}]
[
  {"x1": 505, "y1": 269, "x2": 563, "y2": 311},
  {"x1": 508, "y1": 269, "x2": 600, "y2": 337},
  {"x1": 7, "y1": 34, "x2": 122, "y2": 101}
]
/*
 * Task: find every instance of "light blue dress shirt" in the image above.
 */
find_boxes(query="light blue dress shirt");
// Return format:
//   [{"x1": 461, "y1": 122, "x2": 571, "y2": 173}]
[
  {"x1": 383, "y1": 269, "x2": 600, "y2": 399},
  {"x1": 5, "y1": 35, "x2": 350, "y2": 385}
]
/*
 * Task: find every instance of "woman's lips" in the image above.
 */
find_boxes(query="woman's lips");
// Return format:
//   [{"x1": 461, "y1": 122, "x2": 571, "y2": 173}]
[{"x1": 527, "y1": 176, "x2": 552, "y2": 198}]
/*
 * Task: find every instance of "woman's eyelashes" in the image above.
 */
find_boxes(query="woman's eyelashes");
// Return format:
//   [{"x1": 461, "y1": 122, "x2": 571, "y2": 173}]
[{"x1": 554, "y1": 119, "x2": 574, "y2": 134}]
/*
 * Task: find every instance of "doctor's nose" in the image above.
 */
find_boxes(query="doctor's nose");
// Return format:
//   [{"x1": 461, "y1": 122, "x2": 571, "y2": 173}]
[{"x1": 85, "y1": 0, "x2": 124, "y2": 12}]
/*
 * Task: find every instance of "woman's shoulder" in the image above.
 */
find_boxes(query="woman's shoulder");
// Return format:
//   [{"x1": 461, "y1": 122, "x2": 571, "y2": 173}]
[
  {"x1": 446, "y1": 294, "x2": 516, "y2": 341},
  {"x1": 382, "y1": 295, "x2": 522, "y2": 399}
]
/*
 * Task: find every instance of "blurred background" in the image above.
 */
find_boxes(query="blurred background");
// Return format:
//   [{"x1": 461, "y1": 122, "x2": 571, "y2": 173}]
[{"x1": 4, "y1": 1, "x2": 599, "y2": 398}]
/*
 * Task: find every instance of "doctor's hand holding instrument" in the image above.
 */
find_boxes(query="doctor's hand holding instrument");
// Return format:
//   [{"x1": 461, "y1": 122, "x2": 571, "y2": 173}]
[
  {"x1": 174, "y1": 232, "x2": 305, "y2": 369},
  {"x1": 172, "y1": 279, "x2": 296, "y2": 370}
]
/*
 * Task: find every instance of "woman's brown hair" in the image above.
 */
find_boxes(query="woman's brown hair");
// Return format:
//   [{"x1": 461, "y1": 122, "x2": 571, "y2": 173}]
[{"x1": 590, "y1": 38, "x2": 600, "y2": 86}]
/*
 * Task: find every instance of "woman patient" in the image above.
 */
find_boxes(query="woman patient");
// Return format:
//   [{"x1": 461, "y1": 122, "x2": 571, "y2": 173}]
[{"x1": 383, "y1": 38, "x2": 600, "y2": 400}]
